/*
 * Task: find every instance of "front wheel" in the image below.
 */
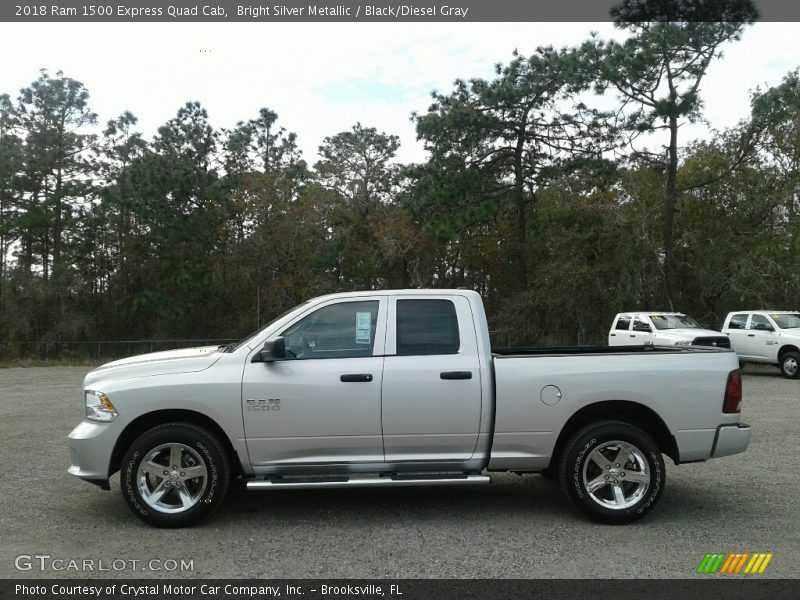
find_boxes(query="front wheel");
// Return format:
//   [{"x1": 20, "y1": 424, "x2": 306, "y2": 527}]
[
  {"x1": 780, "y1": 351, "x2": 800, "y2": 379},
  {"x1": 558, "y1": 420, "x2": 665, "y2": 524},
  {"x1": 121, "y1": 422, "x2": 230, "y2": 528}
]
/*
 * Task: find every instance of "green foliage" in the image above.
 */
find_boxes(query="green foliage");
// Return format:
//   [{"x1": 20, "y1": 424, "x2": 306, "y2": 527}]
[
  {"x1": 313, "y1": 123, "x2": 411, "y2": 289},
  {"x1": 411, "y1": 46, "x2": 612, "y2": 291},
  {"x1": 1, "y1": 25, "x2": 799, "y2": 356},
  {"x1": 588, "y1": 3, "x2": 756, "y2": 307}
]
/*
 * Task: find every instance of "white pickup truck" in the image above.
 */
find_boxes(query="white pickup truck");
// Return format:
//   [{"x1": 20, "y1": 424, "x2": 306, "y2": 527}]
[
  {"x1": 722, "y1": 310, "x2": 800, "y2": 378},
  {"x1": 68, "y1": 290, "x2": 750, "y2": 528},
  {"x1": 609, "y1": 312, "x2": 729, "y2": 348}
]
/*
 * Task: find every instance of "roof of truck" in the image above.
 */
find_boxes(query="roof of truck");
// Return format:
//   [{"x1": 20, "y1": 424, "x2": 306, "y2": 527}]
[
  {"x1": 307, "y1": 288, "x2": 482, "y2": 303},
  {"x1": 615, "y1": 311, "x2": 687, "y2": 317},
  {"x1": 726, "y1": 310, "x2": 799, "y2": 314}
]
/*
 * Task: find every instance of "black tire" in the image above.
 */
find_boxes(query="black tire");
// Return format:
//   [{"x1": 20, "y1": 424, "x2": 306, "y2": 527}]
[
  {"x1": 779, "y1": 351, "x2": 800, "y2": 379},
  {"x1": 121, "y1": 422, "x2": 230, "y2": 528},
  {"x1": 558, "y1": 420, "x2": 665, "y2": 524}
]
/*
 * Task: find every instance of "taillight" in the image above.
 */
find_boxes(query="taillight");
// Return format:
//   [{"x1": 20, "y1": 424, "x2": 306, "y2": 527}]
[{"x1": 723, "y1": 369, "x2": 742, "y2": 413}]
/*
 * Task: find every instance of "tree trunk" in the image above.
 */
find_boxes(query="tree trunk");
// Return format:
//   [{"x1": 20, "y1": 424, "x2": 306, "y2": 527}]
[
  {"x1": 0, "y1": 191, "x2": 6, "y2": 302},
  {"x1": 0, "y1": 229, "x2": 5, "y2": 303},
  {"x1": 53, "y1": 169, "x2": 62, "y2": 281},
  {"x1": 513, "y1": 130, "x2": 529, "y2": 292},
  {"x1": 663, "y1": 115, "x2": 679, "y2": 310},
  {"x1": 42, "y1": 222, "x2": 49, "y2": 282}
]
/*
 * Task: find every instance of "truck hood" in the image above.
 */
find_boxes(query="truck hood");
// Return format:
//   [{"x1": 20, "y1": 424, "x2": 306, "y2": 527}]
[
  {"x1": 656, "y1": 328, "x2": 723, "y2": 340},
  {"x1": 83, "y1": 345, "x2": 223, "y2": 388}
]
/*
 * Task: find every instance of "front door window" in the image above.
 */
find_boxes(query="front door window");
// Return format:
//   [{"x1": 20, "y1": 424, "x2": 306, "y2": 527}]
[{"x1": 281, "y1": 301, "x2": 379, "y2": 359}]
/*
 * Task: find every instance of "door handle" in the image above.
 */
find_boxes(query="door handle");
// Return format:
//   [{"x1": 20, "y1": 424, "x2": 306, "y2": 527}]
[
  {"x1": 629, "y1": 334, "x2": 636, "y2": 338},
  {"x1": 340, "y1": 374, "x2": 373, "y2": 382},
  {"x1": 747, "y1": 334, "x2": 755, "y2": 337},
  {"x1": 610, "y1": 333, "x2": 616, "y2": 336},
  {"x1": 440, "y1": 371, "x2": 473, "y2": 380}
]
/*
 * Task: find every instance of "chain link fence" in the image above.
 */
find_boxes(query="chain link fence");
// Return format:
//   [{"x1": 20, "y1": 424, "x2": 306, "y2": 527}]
[
  {"x1": 488, "y1": 329, "x2": 606, "y2": 348},
  {"x1": 0, "y1": 339, "x2": 238, "y2": 363},
  {"x1": 1, "y1": 330, "x2": 606, "y2": 364}
]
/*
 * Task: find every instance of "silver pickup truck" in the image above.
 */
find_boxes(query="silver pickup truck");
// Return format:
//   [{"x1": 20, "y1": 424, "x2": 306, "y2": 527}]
[{"x1": 68, "y1": 289, "x2": 750, "y2": 527}]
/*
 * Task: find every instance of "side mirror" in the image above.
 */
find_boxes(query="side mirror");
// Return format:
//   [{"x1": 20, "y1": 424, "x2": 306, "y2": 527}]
[{"x1": 251, "y1": 337, "x2": 286, "y2": 363}]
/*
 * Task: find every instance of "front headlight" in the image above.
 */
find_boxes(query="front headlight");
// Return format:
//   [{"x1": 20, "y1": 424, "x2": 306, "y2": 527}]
[
  {"x1": 85, "y1": 390, "x2": 118, "y2": 422},
  {"x1": 673, "y1": 340, "x2": 692, "y2": 347}
]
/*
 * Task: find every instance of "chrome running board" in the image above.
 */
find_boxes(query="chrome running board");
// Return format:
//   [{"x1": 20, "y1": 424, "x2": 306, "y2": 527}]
[{"x1": 246, "y1": 473, "x2": 490, "y2": 491}]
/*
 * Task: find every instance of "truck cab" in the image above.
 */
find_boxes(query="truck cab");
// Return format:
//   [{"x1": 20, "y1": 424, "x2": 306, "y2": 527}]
[
  {"x1": 242, "y1": 291, "x2": 491, "y2": 469},
  {"x1": 722, "y1": 310, "x2": 800, "y2": 378},
  {"x1": 609, "y1": 312, "x2": 729, "y2": 348}
]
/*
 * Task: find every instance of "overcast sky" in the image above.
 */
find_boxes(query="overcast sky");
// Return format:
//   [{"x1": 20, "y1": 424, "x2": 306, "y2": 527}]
[{"x1": 1, "y1": 22, "x2": 798, "y2": 165}]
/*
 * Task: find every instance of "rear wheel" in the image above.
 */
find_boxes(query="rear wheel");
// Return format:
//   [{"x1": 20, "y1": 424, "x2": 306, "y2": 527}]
[
  {"x1": 558, "y1": 420, "x2": 665, "y2": 524},
  {"x1": 121, "y1": 422, "x2": 230, "y2": 528},
  {"x1": 780, "y1": 351, "x2": 800, "y2": 379}
]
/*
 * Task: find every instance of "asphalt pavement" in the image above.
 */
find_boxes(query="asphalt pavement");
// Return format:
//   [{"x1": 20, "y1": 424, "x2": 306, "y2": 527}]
[{"x1": 0, "y1": 365, "x2": 797, "y2": 579}]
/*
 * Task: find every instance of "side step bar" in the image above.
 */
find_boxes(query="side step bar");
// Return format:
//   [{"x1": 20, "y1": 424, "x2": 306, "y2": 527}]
[{"x1": 247, "y1": 474, "x2": 490, "y2": 491}]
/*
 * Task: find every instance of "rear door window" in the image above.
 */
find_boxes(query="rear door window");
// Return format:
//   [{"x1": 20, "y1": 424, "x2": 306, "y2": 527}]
[
  {"x1": 396, "y1": 299, "x2": 460, "y2": 356},
  {"x1": 615, "y1": 316, "x2": 631, "y2": 330}
]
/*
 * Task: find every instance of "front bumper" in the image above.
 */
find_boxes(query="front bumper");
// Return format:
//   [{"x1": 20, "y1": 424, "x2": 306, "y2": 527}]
[
  {"x1": 711, "y1": 422, "x2": 752, "y2": 458},
  {"x1": 67, "y1": 420, "x2": 119, "y2": 489}
]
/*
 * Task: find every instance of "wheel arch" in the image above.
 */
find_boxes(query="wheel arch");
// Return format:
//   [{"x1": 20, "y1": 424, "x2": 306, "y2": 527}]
[
  {"x1": 778, "y1": 344, "x2": 800, "y2": 361},
  {"x1": 549, "y1": 400, "x2": 679, "y2": 468},
  {"x1": 109, "y1": 409, "x2": 243, "y2": 478}
]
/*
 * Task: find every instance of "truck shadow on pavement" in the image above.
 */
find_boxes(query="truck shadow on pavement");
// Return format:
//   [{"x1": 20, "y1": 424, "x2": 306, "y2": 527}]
[
  {"x1": 197, "y1": 473, "x2": 744, "y2": 528},
  {"x1": 742, "y1": 365, "x2": 787, "y2": 378},
  {"x1": 59, "y1": 468, "x2": 752, "y2": 531}
]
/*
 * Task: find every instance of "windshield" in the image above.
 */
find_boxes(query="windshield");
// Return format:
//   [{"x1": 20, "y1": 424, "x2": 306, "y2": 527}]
[
  {"x1": 649, "y1": 314, "x2": 701, "y2": 330},
  {"x1": 224, "y1": 301, "x2": 310, "y2": 351},
  {"x1": 771, "y1": 313, "x2": 800, "y2": 329}
]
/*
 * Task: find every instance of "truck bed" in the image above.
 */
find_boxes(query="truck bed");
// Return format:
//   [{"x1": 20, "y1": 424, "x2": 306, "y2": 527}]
[
  {"x1": 487, "y1": 344, "x2": 740, "y2": 470},
  {"x1": 492, "y1": 344, "x2": 730, "y2": 356}
]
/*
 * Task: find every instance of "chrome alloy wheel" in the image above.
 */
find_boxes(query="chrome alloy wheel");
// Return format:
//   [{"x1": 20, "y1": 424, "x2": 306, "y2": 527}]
[
  {"x1": 582, "y1": 440, "x2": 650, "y2": 510},
  {"x1": 137, "y1": 443, "x2": 208, "y2": 514},
  {"x1": 784, "y1": 356, "x2": 798, "y2": 376}
]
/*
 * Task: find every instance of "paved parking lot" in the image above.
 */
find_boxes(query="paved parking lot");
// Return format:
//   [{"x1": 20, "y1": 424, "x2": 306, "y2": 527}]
[{"x1": 0, "y1": 365, "x2": 797, "y2": 579}]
